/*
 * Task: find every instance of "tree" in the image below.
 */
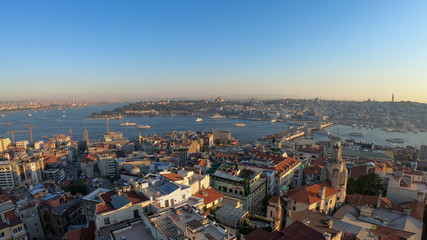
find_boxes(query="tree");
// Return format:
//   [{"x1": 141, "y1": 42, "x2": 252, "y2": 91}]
[{"x1": 347, "y1": 173, "x2": 384, "y2": 196}]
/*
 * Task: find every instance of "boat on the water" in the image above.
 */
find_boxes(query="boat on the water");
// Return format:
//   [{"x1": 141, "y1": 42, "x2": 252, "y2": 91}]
[
  {"x1": 349, "y1": 132, "x2": 364, "y2": 137},
  {"x1": 210, "y1": 114, "x2": 225, "y2": 119},
  {"x1": 195, "y1": 118, "x2": 203, "y2": 122},
  {"x1": 1, "y1": 114, "x2": 5, "y2": 117},
  {"x1": 386, "y1": 138, "x2": 404, "y2": 144},
  {"x1": 138, "y1": 124, "x2": 151, "y2": 129},
  {"x1": 121, "y1": 122, "x2": 137, "y2": 127},
  {"x1": 62, "y1": 115, "x2": 66, "y2": 118},
  {"x1": 28, "y1": 113, "x2": 32, "y2": 117},
  {"x1": 270, "y1": 119, "x2": 277, "y2": 123},
  {"x1": 234, "y1": 123, "x2": 246, "y2": 127}
]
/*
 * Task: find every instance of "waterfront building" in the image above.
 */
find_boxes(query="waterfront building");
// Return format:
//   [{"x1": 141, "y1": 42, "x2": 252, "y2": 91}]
[
  {"x1": 212, "y1": 129, "x2": 231, "y2": 142},
  {"x1": 419, "y1": 145, "x2": 427, "y2": 161},
  {"x1": 15, "y1": 140, "x2": 29, "y2": 149},
  {"x1": 0, "y1": 137, "x2": 11, "y2": 152}
]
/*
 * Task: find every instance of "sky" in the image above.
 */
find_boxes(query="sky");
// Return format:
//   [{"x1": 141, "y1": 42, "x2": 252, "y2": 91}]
[{"x1": 0, "y1": 1, "x2": 426, "y2": 102}]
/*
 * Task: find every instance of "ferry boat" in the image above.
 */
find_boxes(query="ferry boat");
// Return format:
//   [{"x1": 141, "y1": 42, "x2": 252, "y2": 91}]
[
  {"x1": 138, "y1": 124, "x2": 151, "y2": 129},
  {"x1": 62, "y1": 115, "x2": 66, "y2": 118},
  {"x1": 121, "y1": 122, "x2": 137, "y2": 127},
  {"x1": 210, "y1": 114, "x2": 225, "y2": 119},
  {"x1": 234, "y1": 123, "x2": 246, "y2": 127},
  {"x1": 352, "y1": 124, "x2": 357, "y2": 128},
  {"x1": 195, "y1": 118, "x2": 203, "y2": 122},
  {"x1": 386, "y1": 138, "x2": 404, "y2": 144},
  {"x1": 1, "y1": 114, "x2": 5, "y2": 117},
  {"x1": 270, "y1": 119, "x2": 277, "y2": 123},
  {"x1": 28, "y1": 113, "x2": 32, "y2": 117},
  {"x1": 349, "y1": 132, "x2": 365, "y2": 137}
]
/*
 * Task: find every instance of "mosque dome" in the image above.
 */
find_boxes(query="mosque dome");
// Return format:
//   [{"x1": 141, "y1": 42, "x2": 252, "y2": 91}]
[{"x1": 130, "y1": 166, "x2": 141, "y2": 175}]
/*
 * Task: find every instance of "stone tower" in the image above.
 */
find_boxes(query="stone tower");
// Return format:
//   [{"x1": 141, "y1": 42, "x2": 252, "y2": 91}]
[{"x1": 321, "y1": 141, "x2": 348, "y2": 206}]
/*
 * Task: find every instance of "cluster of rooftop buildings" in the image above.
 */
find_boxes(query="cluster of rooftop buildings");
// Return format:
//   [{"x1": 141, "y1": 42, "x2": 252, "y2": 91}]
[{"x1": 0, "y1": 123, "x2": 426, "y2": 240}]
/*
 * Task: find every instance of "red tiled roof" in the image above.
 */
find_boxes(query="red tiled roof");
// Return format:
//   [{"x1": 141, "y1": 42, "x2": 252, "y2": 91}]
[
  {"x1": 371, "y1": 225, "x2": 415, "y2": 240},
  {"x1": 244, "y1": 227, "x2": 284, "y2": 240},
  {"x1": 311, "y1": 156, "x2": 328, "y2": 167},
  {"x1": 193, "y1": 187, "x2": 223, "y2": 205},
  {"x1": 254, "y1": 152, "x2": 286, "y2": 165},
  {"x1": 347, "y1": 194, "x2": 393, "y2": 209},
  {"x1": 80, "y1": 154, "x2": 97, "y2": 163},
  {"x1": 45, "y1": 156, "x2": 58, "y2": 164},
  {"x1": 408, "y1": 201, "x2": 424, "y2": 220},
  {"x1": 287, "y1": 181, "x2": 340, "y2": 204},
  {"x1": 198, "y1": 159, "x2": 207, "y2": 167},
  {"x1": 297, "y1": 146, "x2": 323, "y2": 154},
  {"x1": 64, "y1": 221, "x2": 96, "y2": 240},
  {"x1": 274, "y1": 157, "x2": 300, "y2": 177},
  {"x1": 96, "y1": 203, "x2": 114, "y2": 214},
  {"x1": 279, "y1": 221, "x2": 327, "y2": 240},
  {"x1": 304, "y1": 165, "x2": 323, "y2": 177},
  {"x1": 161, "y1": 173, "x2": 184, "y2": 182},
  {"x1": 96, "y1": 190, "x2": 148, "y2": 214},
  {"x1": 0, "y1": 194, "x2": 11, "y2": 204}
]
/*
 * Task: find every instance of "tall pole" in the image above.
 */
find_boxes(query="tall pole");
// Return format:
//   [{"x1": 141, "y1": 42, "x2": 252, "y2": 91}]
[
  {"x1": 29, "y1": 126, "x2": 33, "y2": 143},
  {"x1": 106, "y1": 117, "x2": 109, "y2": 133}
]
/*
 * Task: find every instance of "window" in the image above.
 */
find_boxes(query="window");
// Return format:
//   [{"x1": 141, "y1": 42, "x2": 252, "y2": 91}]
[
  {"x1": 182, "y1": 194, "x2": 185, "y2": 200},
  {"x1": 13, "y1": 226, "x2": 23, "y2": 234},
  {"x1": 0, "y1": 232, "x2": 4, "y2": 238},
  {"x1": 104, "y1": 218, "x2": 110, "y2": 225},
  {"x1": 165, "y1": 200, "x2": 169, "y2": 208},
  {"x1": 133, "y1": 209, "x2": 140, "y2": 218},
  {"x1": 293, "y1": 206, "x2": 296, "y2": 211}
]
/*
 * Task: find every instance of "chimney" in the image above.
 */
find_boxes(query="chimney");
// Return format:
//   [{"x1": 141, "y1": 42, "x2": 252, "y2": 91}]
[
  {"x1": 377, "y1": 190, "x2": 383, "y2": 208},
  {"x1": 326, "y1": 219, "x2": 333, "y2": 228},
  {"x1": 319, "y1": 186, "x2": 326, "y2": 200}
]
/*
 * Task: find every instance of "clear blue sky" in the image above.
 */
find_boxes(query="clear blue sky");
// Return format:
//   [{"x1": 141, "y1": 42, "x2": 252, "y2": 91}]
[{"x1": 1, "y1": 1, "x2": 426, "y2": 102}]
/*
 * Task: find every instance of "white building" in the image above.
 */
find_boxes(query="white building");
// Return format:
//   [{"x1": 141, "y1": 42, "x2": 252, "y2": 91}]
[
  {"x1": 0, "y1": 138, "x2": 11, "y2": 152},
  {"x1": 16, "y1": 140, "x2": 29, "y2": 149},
  {"x1": 386, "y1": 176, "x2": 427, "y2": 205}
]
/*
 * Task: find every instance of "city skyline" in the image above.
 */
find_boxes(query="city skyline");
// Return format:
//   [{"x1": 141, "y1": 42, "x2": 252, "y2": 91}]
[{"x1": 1, "y1": 1, "x2": 427, "y2": 103}]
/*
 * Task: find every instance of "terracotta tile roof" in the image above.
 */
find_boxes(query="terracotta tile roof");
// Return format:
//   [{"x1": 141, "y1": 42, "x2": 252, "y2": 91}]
[
  {"x1": 0, "y1": 194, "x2": 11, "y2": 204},
  {"x1": 287, "y1": 181, "x2": 340, "y2": 204},
  {"x1": 198, "y1": 159, "x2": 207, "y2": 167},
  {"x1": 304, "y1": 165, "x2": 323, "y2": 177},
  {"x1": 347, "y1": 194, "x2": 393, "y2": 209},
  {"x1": 311, "y1": 156, "x2": 328, "y2": 167},
  {"x1": 1, "y1": 210, "x2": 22, "y2": 227},
  {"x1": 123, "y1": 191, "x2": 149, "y2": 204},
  {"x1": 96, "y1": 190, "x2": 148, "y2": 214},
  {"x1": 45, "y1": 156, "x2": 58, "y2": 164},
  {"x1": 297, "y1": 145, "x2": 323, "y2": 154},
  {"x1": 96, "y1": 203, "x2": 114, "y2": 214},
  {"x1": 268, "y1": 196, "x2": 285, "y2": 205},
  {"x1": 408, "y1": 201, "x2": 424, "y2": 220},
  {"x1": 279, "y1": 221, "x2": 327, "y2": 240},
  {"x1": 274, "y1": 157, "x2": 300, "y2": 177},
  {"x1": 64, "y1": 221, "x2": 96, "y2": 240},
  {"x1": 254, "y1": 152, "x2": 286, "y2": 165},
  {"x1": 161, "y1": 173, "x2": 184, "y2": 182},
  {"x1": 80, "y1": 154, "x2": 97, "y2": 163},
  {"x1": 371, "y1": 225, "x2": 415, "y2": 240},
  {"x1": 193, "y1": 187, "x2": 223, "y2": 205},
  {"x1": 243, "y1": 227, "x2": 284, "y2": 240}
]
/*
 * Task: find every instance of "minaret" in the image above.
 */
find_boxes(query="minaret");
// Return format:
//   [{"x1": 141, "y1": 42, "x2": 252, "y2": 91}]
[{"x1": 392, "y1": 93, "x2": 394, "y2": 102}]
